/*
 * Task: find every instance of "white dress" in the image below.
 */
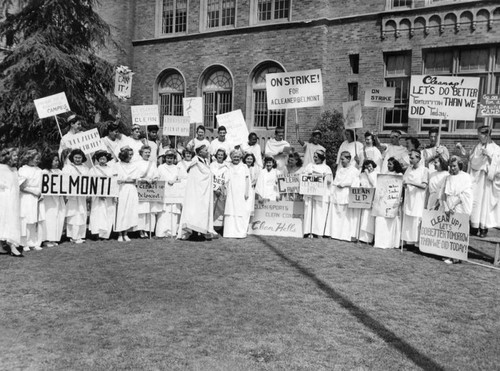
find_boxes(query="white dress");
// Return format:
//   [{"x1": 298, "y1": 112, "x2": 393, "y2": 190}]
[
  {"x1": 402, "y1": 165, "x2": 429, "y2": 244},
  {"x1": 156, "y1": 164, "x2": 182, "y2": 237},
  {"x1": 40, "y1": 169, "x2": 66, "y2": 243},
  {"x1": 444, "y1": 171, "x2": 473, "y2": 216},
  {"x1": 426, "y1": 170, "x2": 448, "y2": 210},
  {"x1": 373, "y1": 171, "x2": 402, "y2": 249},
  {"x1": 19, "y1": 165, "x2": 44, "y2": 247},
  {"x1": 246, "y1": 165, "x2": 260, "y2": 219},
  {"x1": 302, "y1": 143, "x2": 326, "y2": 168},
  {"x1": 255, "y1": 168, "x2": 279, "y2": 202},
  {"x1": 357, "y1": 170, "x2": 378, "y2": 243},
  {"x1": 302, "y1": 163, "x2": 332, "y2": 236},
  {"x1": 381, "y1": 144, "x2": 409, "y2": 173},
  {"x1": 210, "y1": 161, "x2": 229, "y2": 226},
  {"x1": 337, "y1": 140, "x2": 364, "y2": 167},
  {"x1": 114, "y1": 161, "x2": 139, "y2": 232},
  {"x1": 89, "y1": 165, "x2": 117, "y2": 239},
  {"x1": 241, "y1": 143, "x2": 263, "y2": 168},
  {"x1": 63, "y1": 163, "x2": 89, "y2": 240},
  {"x1": 136, "y1": 159, "x2": 161, "y2": 233},
  {"x1": 223, "y1": 162, "x2": 250, "y2": 238},
  {"x1": 359, "y1": 146, "x2": 383, "y2": 170},
  {"x1": 0, "y1": 164, "x2": 21, "y2": 246},
  {"x1": 265, "y1": 138, "x2": 290, "y2": 172}
]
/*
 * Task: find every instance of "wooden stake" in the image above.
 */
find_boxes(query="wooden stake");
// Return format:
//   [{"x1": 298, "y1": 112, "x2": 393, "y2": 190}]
[{"x1": 54, "y1": 115, "x2": 63, "y2": 139}]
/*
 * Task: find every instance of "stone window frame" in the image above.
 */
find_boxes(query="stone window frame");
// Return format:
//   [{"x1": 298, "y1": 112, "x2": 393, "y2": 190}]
[
  {"x1": 200, "y1": 0, "x2": 237, "y2": 32},
  {"x1": 386, "y1": 0, "x2": 412, "y2": 10},
  {"x1": 155, "y1": 0, "x2": 189, "y2": 37},
  {"x1": 250, "y1": 0, "x2": 292, "y2": 26}
]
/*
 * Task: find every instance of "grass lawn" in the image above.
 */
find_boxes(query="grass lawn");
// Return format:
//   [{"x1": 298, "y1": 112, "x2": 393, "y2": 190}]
[{"x1": 0, "y1": 235, "x2": 499, "y2": 370}]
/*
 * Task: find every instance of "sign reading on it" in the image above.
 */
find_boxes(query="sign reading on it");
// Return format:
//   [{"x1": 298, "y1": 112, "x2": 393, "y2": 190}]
[
  {"x1": 299, "y1": 173, "x2": 330, "y2": 197},
  {"x1": 163, "y1": 115, "x2": 191, "y2": 136},
  {"x1": 371, "y1": 174, "x2": 403, "y2": 218},
  {"x1": 342, "y1": 100, "x2": 363, "y2": 129},
  {"x1": 478, "y1": 94, "x2": 500, "y2": 118},
  {"x1": 266, "y1": 69, "x2": 324, "y2": 109},
  {"x1": 66, "y1": 128, "x2": 106, "y2": 155},
  {"x1": 278, "y1": 175, "x2": 300, "y2": 194},
  {"x1": 34, "y1": 92, "x2": 71, "y2": 119},
  {"x1": 41, "y1": 173, "x2": 118, "y2": 197},
  {"x1": 248, "y1": 200, "x2": 304, "y2": 238},
  {"x1": 364, "y1": 87, "x2": 396, "y2": 108},
  {"x1": 419, "y1": 210, "x2": 469, "y2": 261},
  {"x1": 215, "y1": 109, "x2": 249, "y2": 146},
  {"x1": 409, "y1": 75, "x2": 480, "y2": 121},
  {"x1": 183, "y1": 97, "x2": 203, "y2": 124},
  {"x1": 137, "y1": 180, "x2": 165, "y2": 202},
  {"x1": 131, "y1": 105, "x2": 160, "y2": 126},
  {"x1": 348, "y1": 187, "x2": 375, "y2": 209}
]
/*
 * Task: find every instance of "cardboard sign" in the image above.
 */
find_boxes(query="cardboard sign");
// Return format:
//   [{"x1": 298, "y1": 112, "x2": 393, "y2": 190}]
[
  {"x1": 299, "y1": 173, "x2": 329, "y2": 197},
  {"x1": 371, "y1": 174, "x2": 403, "y2": 218},
  {"x1": 66, "y1": 128, "x2": 106, "y2": 155},
  {"x1": 164, "y1": 180, "x2": 186, "y2": 204},
  {"x1": 266, "y1": 69, "x2": 324, "y2": 109},
  {"x1": 114, "y1": 69, "x2": 133, "y2": 99},
  {"x1": 183, "y1": 97, "x2": 203, "y2": 124},
  {"x1": 41, "y1": 173, "x2": 118, "y2": 197},
  {"x1": 478, "y1": 94, "x2": 500, "y2": 117},
  {"x1": 215, "y1": 109, "x2": 249, "y2": 146},
  {"x1": 248, "y1": 200, "x2": 304, "y2": 238},
  {"x1": 278, "y1": 175, "x2": 300, "y2": 194},
  {"x1": 348, "y1": 187, "x2": 375, "y2": 209},
  {"x1": 213, "y1": 174, "x2": 226, "y2": 191},
  {"x1": 34, "y1": 92, "x2": 71, "y2": 119},
  {"x1": 131, "y1": 105, "x2": 160, "y2": 126},
  {"x1": 137, "y1": 180, "x2": 165, "y2": 202},
  {"x1": 419, "y1": 210, "x2": 469, "y2": 261},
  {"x1": 364, "y1": 87, "x2": 396, "y2": 108},
  {"x1": 163, "y1": 115, "x2": 191, "y2": 136},
  {"x1": 342, "y1": 101, "x2": 363, "y2": 129},
  {"x1": 409, "y1": 75, "x2": 480, "y2": 121}
]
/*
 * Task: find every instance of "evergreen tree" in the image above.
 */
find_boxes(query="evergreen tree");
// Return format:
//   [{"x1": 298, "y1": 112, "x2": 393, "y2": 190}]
[
  {"x1": 0, "y1": 0, "x2": 116, "y2": 146},
  {"x1": 314, "y1": 109, "x2": 345, "y2": 172}
]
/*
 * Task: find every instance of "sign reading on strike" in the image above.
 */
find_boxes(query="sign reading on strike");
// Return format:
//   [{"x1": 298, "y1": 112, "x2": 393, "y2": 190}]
[
  {"x1": 41, "y1": 173, "x2": 118, "y2": 197},
  {"x1": 163, "y1": 115, "x2": 191, "y2": 136},
  {"x1": 266, "y1": 69, "x2": 324, "y2": 109},
  {"x1": 409, "y1": 75, "x2": 480, "y2": 121},
  {"x1": 278, "y1": 175, "x2": 300, "y2": 194},
  {"x1": 114, "y1": 69, "x2": 133, "y2": 99},
  {"x1": 215, "y1": 109, "x2": 249, "y2": 146},
  {"x1": 364, "y1": 87, "x2": 396, "y2": 108},
  {"x1": 342, "y1": 100, "x2": 363, "y2": 129},
  {"x1": 183, "y1": 97, "x2": 203, "y2": 124},
  {"x1": 348, "y1": 187, "x2": 375, "y2": 209},
  {"x1": 131, "y1": 105, "x2": 160, "y2": 126},
  {"x1": 66, "y1": 128, "x2": 106, "y2": 155},
  {"x1": 34, "y1": 92, "x2": 71, "y2": 119},
  {"x1": 371, "y1": 174, "x2": 403, "y2": 218},
  {"x1": 478, "y1": 94, "x2": 500, "y2": 117},
  {"x1": 419, "y1": 210, "x2": 469, "y2": 261},
  {"x1": 137, "y1": 180, "x2": 165, "y2": 202},
  {"x1": 248, "y1": 200, "x2": 304, "y2": 238},
  {"x1": 299, "y1": 173, "x2": 329, "y2": 197}
]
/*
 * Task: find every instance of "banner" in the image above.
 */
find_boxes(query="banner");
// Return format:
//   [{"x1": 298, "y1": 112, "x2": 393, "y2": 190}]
[
  {"x1": 299, "y1": 173, "x2": 329, "y2": 197},
  {"x1": 34, "y1": 92, "x2": 70, "y2": 119},
  {"x1": 348, "y1": 187, "x2": 375, "y2": 209},
  {"x1": 342, "y1": 100, "x2": 363, "y2": 129},
  {"x1": 41, "y1": 173, "x2": 118, "y2": 197},
  {"x1": 278, "y1": 175, "x2": 300, "y2": 194},
  {"x1": 364, "y1": 87, "x2": 396, "y2": 108},
  {"x1": 419, "y1": 210, "x2": 469, "y2": 261},
  {"x1": 478, "y1": 94, "x2": 500, "y2": 118},
  {"x1": 163, "y1": 115, "x2": 191, "y2": 136},
  {"x1": 65, "y1": 128, "x2": 106, "y2": 155},
  {"x1": 371, "y1": 174, "x2": 403, "y2": 218},
  {"x1": 183, "y1": 97, "x2": 203, "y2": 124},
  {"x1": 266, "y1": 69, "x2": 323, "y2": 109},
  {"x1": 164, "y1": 180, "x2": 186, "y2": 204},
  {"x1": 409, "y1": 75, "x2": 480, "y2": 121},
  {"x1": 131, "y1": 105, "x2": 160, "y2": 126},
  {"x1": 248, "y1": 200, "x2": 304, "y2": 238},
  {"x1": 114, "y1": 66, "x2": 133, "y2": 99},
  {"x1": 137, "y1": 180, "x2": 165, "y2": 202},
  {"x1": 215, "y1": 109, "x2": 249, "y2": 146}
]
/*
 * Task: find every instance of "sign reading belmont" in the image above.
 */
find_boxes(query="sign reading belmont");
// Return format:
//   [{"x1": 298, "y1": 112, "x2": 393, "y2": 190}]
[{"x1": 41, "y1": 173, "x2": 118, "y2": 197}]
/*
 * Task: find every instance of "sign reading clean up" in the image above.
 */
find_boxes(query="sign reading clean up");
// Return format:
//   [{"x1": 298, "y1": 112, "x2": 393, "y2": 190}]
[
  {"x1": 163, "y1": 115, "x2": 191, "y2": 136},
  {"x1": 131, "y1": 105, "x2": 160, "y2": 126},
  {"x1": 66, "y1": 128, "x2": 106, "y2": 155},
  {"x1": 266, "y1": 69, "x2": 323, "y2": 109},
  {"x1": 364, "y1": 87, "x2": 396, "y2": 108},
  {"x1": 34, "y1": 92, "x2": 71, "y2": 119},
  {"x1": 409, "y1": 75, "x2": 480, "y2": 121},
  {"x1": 348, "y1": 187, "x2": 375, "y2": 209}
]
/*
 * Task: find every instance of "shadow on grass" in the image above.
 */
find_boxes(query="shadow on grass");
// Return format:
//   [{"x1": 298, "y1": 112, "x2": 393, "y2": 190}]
[{"x1": 257, "y1": 236, "x2": 445, "y2": 371}]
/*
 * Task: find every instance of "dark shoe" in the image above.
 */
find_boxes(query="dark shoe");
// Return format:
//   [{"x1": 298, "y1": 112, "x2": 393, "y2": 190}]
[
  {"x1": 470, "y1": 227, "x2": 479, "y2": 236},
  {"x1": 479, "y1": 229, "x2": 488, "y2": 238},
  {"x1": 10, "y1": 252, "x2": 24, "y2": 257}
]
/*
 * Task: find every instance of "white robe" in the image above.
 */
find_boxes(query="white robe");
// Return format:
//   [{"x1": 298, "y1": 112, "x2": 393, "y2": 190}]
[
  {"x1": 89, "y1": 165, "x2": 117, "y2": 239},
  {"x1": 381, "y1": 144, "x2": 409, "y2": 173},
  {"x1": 156, "y1": 164, "x2": 182, "y2": 237},
  {"x1": 246, "y1": 165, "x2": 260, "y2": 218},
  {"x1": 374, "y1": 170, "x2": 401, "y2": 249},
  {"x1": 129, "y1": 138, "x2": 145, "y2": 162},
  {"x1": 359, "y1": 146, "x2": 383, "y2": 170},
  {"x1": 114, "y1": 161, "x2": 139, "y2": 232},
  {"x1": 136, "y1": 159, "x2": 161, "y2": 232},
  {"x1": 337, "y1": 140, "x2": 364, "y2": 166},
  {"x1": 241, "y1": 143, "x2": 263, "y2": 168},
  {"x1": 101, "y1": 137, "x2": 121, "y2": 162},
  {"x1": 302, "y1": 143, "x2": 326, "y2": 168},
  {"x1": 357, "y1": 170, "x2": 378, "y2": 243},
  {"x1": 422, "y1": 145, "x2": 450, "y2": 173},
  {"x1": 444, "y1": 171, "x2": 473, "y2": 216},
  {"x1": 255, "y1": 168, "x2": 279, "y2": 202},
  {"x1": 265, "y1": 138, "x2": 290, "y2": 171},
  {"x1": 402, "y1": 165, "x2": 429, "y2": 243},
  {"x1": 63, "y1": 163, "x2": 89, "y2": 240},
  {"x1": 0, "y1": 164, "x2": 21, "y2": 246},
  {"x1": 303, "y1": 163, "x2": 332, "y2": 236},
  {"x1": 210, "y1": 139, "x2": 234, "y2": 162},
  {"x1": 19, "y1": 165, "x2": 44, "y2": 247},
  {"x1": 40, "y1": 169, "x2": 66, "y2": 242},
  {"x1": 224, "y1": 162, "x2": 250, "y2": 238},
  {"x1": 426, "y1": 170, "x2": 448, "y2": 210}
]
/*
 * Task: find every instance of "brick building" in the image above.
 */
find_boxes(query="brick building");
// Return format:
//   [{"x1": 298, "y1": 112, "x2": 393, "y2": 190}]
[{"x1": 98, "y1": 0, "x2": 500, "y2": 151}]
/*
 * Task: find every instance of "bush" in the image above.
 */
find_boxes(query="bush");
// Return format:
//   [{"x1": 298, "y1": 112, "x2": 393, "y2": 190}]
[{"x1": 313, "y1": 109, "x2": 345, "y2": 172}]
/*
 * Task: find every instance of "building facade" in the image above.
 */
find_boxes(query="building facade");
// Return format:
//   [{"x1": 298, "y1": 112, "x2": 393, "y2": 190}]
[{"x1": 98, "y1": 0, "x2": 500, "y2": 149}]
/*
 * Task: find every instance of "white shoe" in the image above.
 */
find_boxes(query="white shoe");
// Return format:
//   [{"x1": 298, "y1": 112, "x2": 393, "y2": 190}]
[
  {"x1": 33, "y1": 246, "x2": 43, "y2": 251},
  {"x1": 74, "y1": 239, "x2": 85, "y2": 244},
  {"x1": 45, "y1": 242, "x2": 55, "y2": 247},
  {"x1": 23, "y1": 246, "x2": 30, "y2": 252},
  {"x1": 124, "y1": 235, "x2": 131, "y2": 242},
  {"x1": 117, "y1": 236, "x2": 124, "y2": 242}
]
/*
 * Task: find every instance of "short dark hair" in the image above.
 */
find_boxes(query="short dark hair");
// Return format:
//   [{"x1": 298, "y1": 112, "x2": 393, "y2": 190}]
[
  {"x1": 362, "y1": 159, "x2": 377, "y2": 172},
  {"x1": 68, "y1": 149, "x2": 87, "y2": 164},
  {"x1": 118, "y1": 148, "x2": 131, "y2": 162},
  {"x1": 275, "y1": 127, "x2": 285, "y2": 135},
  {"x1": 406, "y1": 137, "x2": 421, "y2": 150},
  {"x1": 288, "y1": 152, "x2": 303, "y2": 168},
  {"x1": 340, "y1": 151, "x2": 351, "y2": 161},
  {"x1": 182, "y1": 149, "x2": 194, "y2": 159},
  {"x1": 243, "y1": 152, "x2": 256, "y2": 166},
  {"x1": 218, "y1": 126, "x2": 227, "y2": 133},
  {"x1": 0, "y1": 147, "x2": 18, "y2": 165},
  {"x1": 434, "y1": 156, "x2": 449, "y2": 171},
  {"x1": 40, "y1": 151, "x2": 61, "y2": 170},
  {"x1": 428, "y1": 127, "x2": 439, "y2": 135},
  {"x1": 263, "y1": 156, "x2": 277, "y2": 169},
  {"x1": 215, "y1": 148, "x2": 228, "y2": 161},
  {"x1": 387, "y1": 157, "x2": 404, "y2": 174},
  {"x1": 196, "y1": 125, "x2": 206, "y2": 133}
]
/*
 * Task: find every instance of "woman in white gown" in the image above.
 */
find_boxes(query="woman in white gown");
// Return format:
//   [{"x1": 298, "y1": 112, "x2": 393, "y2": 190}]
[
  {"x1": 243, "y1": 153, "x2": 260, "y2": 224},
  {"x1": 156, "y1": 150, "x2": 182, "y2": 237},
  {"x1": 210, "y1": 149, "x2": 229, "y2": 229},
  {"x1": 136, "y1": 145, "x2": 160, "y2": 238},
  {"x1": 426, "y1": 157, "x2": 448, "y2": 210},
  {"x1": 255, "y1": 157, "x2": 279, "y2": 203},
  {"x1": 357, "y1": 160, "x2": 378, "y2": 243}
]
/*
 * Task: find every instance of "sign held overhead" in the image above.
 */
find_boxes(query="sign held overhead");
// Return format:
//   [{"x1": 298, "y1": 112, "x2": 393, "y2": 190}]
[{"x1": 34, "y1": 92, "x2": 71, "y2": 119}]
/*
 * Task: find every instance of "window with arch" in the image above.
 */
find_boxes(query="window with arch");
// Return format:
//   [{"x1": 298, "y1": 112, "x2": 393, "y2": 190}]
[
  {"x1": 158, "y1": 71, "x2": 185, "y2": 125},
  {"x1": 252, "y1": 64, "x2": 286, "y2": 128},
  {"x1": 202, "y1": 68, "x2": 233, "y2": 128}
]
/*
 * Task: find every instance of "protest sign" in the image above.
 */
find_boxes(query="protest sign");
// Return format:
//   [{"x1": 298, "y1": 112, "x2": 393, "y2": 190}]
[
  {"x1": 419, "y1": 210, "x2": 469, "y2": 261},
  {"x1": 163, "y1": 115, "x2": 191, "y2": 136},
  {"x1": 478, "y1": 94, "x2": 500, "y2": 118},
  {"x1": 114, "y1": 67, "x2": 133, "y2": 99},
  {"x1": 299, "y1": 173, "x2": 329, "y2": 197},
  {"x1": 164, "y1": 180, "x2": 186, "y2": 204},
  {"x1": 409, "y1": 75, "x2": 480, "y2": 121},
  {"x1": 342, "y1": 101, "x2": 363, "y2": 129},
  {"x1": 364, "y1": 87, "x2": 396, "y2": 108},
  {"x1": 371, "y1": 174, "x2": 403, "y2": 218},
  {"x1": 213, "y1": 174, "x2": 226, "y2": 192},
  {"x1": 34, "y1": 92, "x2": 71, "y2": 119},
  {"x1": 266, "y1": 69, "x2": 323, "y2": 109},
  {"x1": 131, "y1": 105, "x2": 160, "y2": 126},
  {"x1": 137, "y1": 180, "x2": 166, "y2": 202},
  {"x1": 183, "y1": 97, "x2": 203, "y2": 123},
  {"x1": 348, "y1": 187, "x2": 375, "y2": 209},
  {"x1": 278, "y1": 175, "x2": 300, "y2": 194},
  {"x1": 41, "y1": 173, "x2": 118, "y2": 197},
  {"x1": 248, "y1": 200, "x2": 304, "y2": 238},
  {"x1": 215, "y1": 109, "x2": 249, "y2": 146},
  {"x1": 65, "y1": 128, "x2": 106, "y2": 155}
]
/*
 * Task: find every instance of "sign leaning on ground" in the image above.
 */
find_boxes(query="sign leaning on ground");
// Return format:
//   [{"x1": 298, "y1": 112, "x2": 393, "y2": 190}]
[
  {"x1": 163, "y1": 115, "x2": 191, "y2": 136},
  {"x1": 478, "y1": 94, "x2": 500, "y2": 118},
  {"x1": 183, "y1": 97, "x2": 203, "y2": 124},
  {"x1": 131, "y1": 105, "x2": 160, "y2": 126},
  {"x1": 266, "y1": 69, "x2": 324, "y2": 109},
  {"x1": 419, "y1": 210, "x2": 469, "y2": 261},
  {"x1": 137, "y1": 180, "x2": 166, "y2": 202},
  {"x1": 65, "y1": 128, "x2": 106, "y2": 155},
  {"x1": 248, "y1": 200, "x2": 304, "y2": 238},
  {"x1": 371, "y1": 174, "x2": 403, "y2": 218},
  {"x1": 41, "y1": 173, "x2": 118, "y2": 197},
  {"x1": 408, "y1": 75, "x2": 480, "y2": 121},
  {"x1": 216, "y1": 109, "x2": 249, "y2": 146},
  {"x1": 34, "y1": 92, "x2": 71, "y2": 119},
  {"x1": 364, "y1": 87, "x2": 396, "y2": 108},
  {"x1": 342, "y1": 100, "x2": 363, "y2": 129}
]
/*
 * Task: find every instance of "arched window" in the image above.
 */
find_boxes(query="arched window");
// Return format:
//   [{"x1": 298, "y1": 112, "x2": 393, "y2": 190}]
[
  {"x1": 202, "y1": 67, "x2": 233, "y2": 128},
  {"x1": 158, "y1": 70, "x2": 185, "y2": 125},
  {"x1": 252, "y1": 64, "x2": 285, "y2": 128}
]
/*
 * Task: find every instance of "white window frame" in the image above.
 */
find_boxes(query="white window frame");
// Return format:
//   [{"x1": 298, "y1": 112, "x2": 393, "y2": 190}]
[
  {"x1": 385, "y1": 0, "x2": 412, "y2": 10},
  {"x1": 250, "y1": 0, "x2": 292, "y2": 26},
  {"x1": 200, "y1": 0, "x2": 237, "y2": 32}
]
